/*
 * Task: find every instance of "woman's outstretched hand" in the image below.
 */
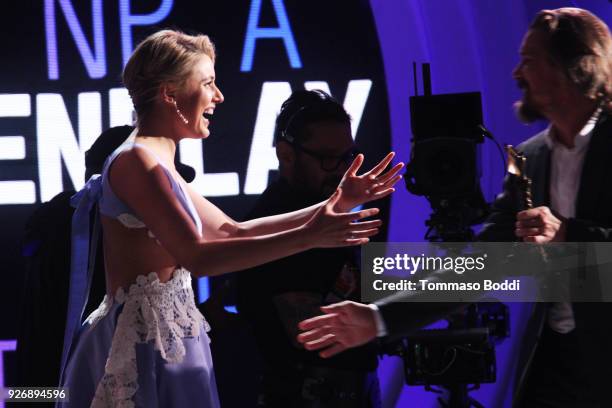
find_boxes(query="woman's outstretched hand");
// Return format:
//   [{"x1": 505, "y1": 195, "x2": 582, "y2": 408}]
[
  {"x1": 304, "y1": 188, "x2": 382, "y2": 248},
  {"x1": 336, "y1": 152, "x2": 404, "y2": 212}
]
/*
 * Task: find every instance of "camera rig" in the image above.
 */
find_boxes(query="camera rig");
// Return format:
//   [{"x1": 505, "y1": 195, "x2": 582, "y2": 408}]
[{"x1": 397, "y1": 63, "x2": 509, "y2": 408}]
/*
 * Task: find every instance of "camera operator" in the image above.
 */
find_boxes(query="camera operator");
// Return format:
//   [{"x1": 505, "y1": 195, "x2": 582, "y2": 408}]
[{"x1": 236, "y1": 89, "x2": 403, "y2": 407}]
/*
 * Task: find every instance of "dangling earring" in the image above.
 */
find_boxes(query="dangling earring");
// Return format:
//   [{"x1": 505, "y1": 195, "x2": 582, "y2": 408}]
[{"x1": 173, "y1": 100, "x2": 189, "y2": 125}]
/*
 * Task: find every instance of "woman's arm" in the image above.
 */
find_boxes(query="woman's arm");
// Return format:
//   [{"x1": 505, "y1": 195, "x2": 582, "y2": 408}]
[
  {"x1": 185, "y1": 201, "x2": 380, "y2": 276},
  {"x1": 237, "y1": 201, "x2": 325, "y2": 236},
  {"x1": 185, "y1": 184, "x2": 327, "y2": 238},
  {"x1": 110, "y1": 147, "x2": 381, "y2": 277},
  {"x1": 190, "y1": 152, "x2": 404, "y2": 238}
]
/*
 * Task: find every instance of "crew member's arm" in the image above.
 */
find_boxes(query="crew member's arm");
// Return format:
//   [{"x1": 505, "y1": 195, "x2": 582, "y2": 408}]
[{"x1": 296, "y1": 298, "x2": 465, "y2": 358}]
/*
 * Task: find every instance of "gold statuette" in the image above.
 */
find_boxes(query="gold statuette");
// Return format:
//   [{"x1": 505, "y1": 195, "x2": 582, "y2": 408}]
[
  {"x1": 505, "y1": 145, "x2": 547, "y2": 261},
  {"x1": 505, "y1": 145, "x2": 533, "y2": 210}
]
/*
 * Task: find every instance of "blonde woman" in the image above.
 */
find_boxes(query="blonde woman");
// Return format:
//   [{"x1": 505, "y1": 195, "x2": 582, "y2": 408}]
[{"x1": 58, "y1": 30, "x2": 403, "y2": 407}]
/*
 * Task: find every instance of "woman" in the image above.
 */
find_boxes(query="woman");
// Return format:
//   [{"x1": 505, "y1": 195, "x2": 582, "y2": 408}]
[{"x1": 59, "y1": 30, "x2": 403, "y2": 407}]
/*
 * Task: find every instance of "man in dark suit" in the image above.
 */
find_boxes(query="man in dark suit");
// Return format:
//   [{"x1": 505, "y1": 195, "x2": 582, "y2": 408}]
[{"x1": 298, "y1": 7, "x2": 612, "y2": 407}]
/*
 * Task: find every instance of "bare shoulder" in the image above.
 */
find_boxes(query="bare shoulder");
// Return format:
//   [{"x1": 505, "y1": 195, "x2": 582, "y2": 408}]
[
  {"x1": 110, "y1": 146, "x2": 159, "y2": 175},
  {"x1": 108, "y1": 146, "x2": 173, "y2": 201}
]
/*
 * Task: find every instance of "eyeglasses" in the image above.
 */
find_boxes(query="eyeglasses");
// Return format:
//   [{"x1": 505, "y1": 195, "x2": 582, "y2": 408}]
[{"x1": 290, "y1": 143, "x2": 361, "y2": 171}]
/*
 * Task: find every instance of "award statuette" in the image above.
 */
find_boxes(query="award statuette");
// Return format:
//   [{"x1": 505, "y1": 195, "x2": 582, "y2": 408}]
[
  {"x1": 504, "y1": 145, "x2": 533, "y2": 210},
  {"x1": 505, "y1": 145, "x2": 548, "y2": 262}
]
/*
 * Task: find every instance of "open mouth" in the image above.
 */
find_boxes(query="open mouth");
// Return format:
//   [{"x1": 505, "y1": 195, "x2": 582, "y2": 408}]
[{"x1": 203, "y1": 108, "x2": 214, "y2": 121}]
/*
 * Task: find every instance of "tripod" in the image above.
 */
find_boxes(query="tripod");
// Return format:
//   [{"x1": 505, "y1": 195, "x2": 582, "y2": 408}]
[{"x1": 420, "y1": 201, "x2": 490, "y2": 408}]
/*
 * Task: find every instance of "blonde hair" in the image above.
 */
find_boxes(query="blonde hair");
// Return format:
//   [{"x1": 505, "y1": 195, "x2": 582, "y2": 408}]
[
  {"x1": 123, "y1": 30, "x2": 216, "y2": 124},
  {"x1": 531, "y1": 8, "x2": 612, "y2": 113}
]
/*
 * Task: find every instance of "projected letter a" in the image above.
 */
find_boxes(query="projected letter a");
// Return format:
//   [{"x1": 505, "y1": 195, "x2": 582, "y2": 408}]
[{"x1": 241, "y1": 0, "x2": 302, "y2": 72}]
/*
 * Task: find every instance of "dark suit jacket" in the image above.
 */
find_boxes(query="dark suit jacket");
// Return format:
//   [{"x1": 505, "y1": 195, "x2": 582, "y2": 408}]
[{"x1": 375, "y1": 112, "x2": 612, "y2": 404}]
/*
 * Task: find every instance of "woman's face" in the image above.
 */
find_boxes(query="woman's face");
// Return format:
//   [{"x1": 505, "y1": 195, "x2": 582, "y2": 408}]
[{"x1": 175, "y1": 54, "x2": 224, "y2": 138}]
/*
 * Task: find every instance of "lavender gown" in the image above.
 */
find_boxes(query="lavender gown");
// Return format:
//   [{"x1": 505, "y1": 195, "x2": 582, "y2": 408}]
[{"x1": 58, "y1": 139, "x2": 220, "y2": 408}]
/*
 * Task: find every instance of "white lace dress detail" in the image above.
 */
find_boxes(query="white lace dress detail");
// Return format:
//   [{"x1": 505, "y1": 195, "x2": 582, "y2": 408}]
[{"x1": 86, "y1": 268, "x2": 210, "y2": 408}]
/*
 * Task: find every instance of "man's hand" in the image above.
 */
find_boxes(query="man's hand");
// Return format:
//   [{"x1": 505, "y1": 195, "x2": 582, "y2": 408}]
[
  {"x1": 515, "y1": 206, "x2": 567, "y2": 243},
  {"x1": 335, "y1": 152, "x2": 404, "y2": 212},
  {"x1": 297, "y1": 301, "x2": 378, "y2": 358}
]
